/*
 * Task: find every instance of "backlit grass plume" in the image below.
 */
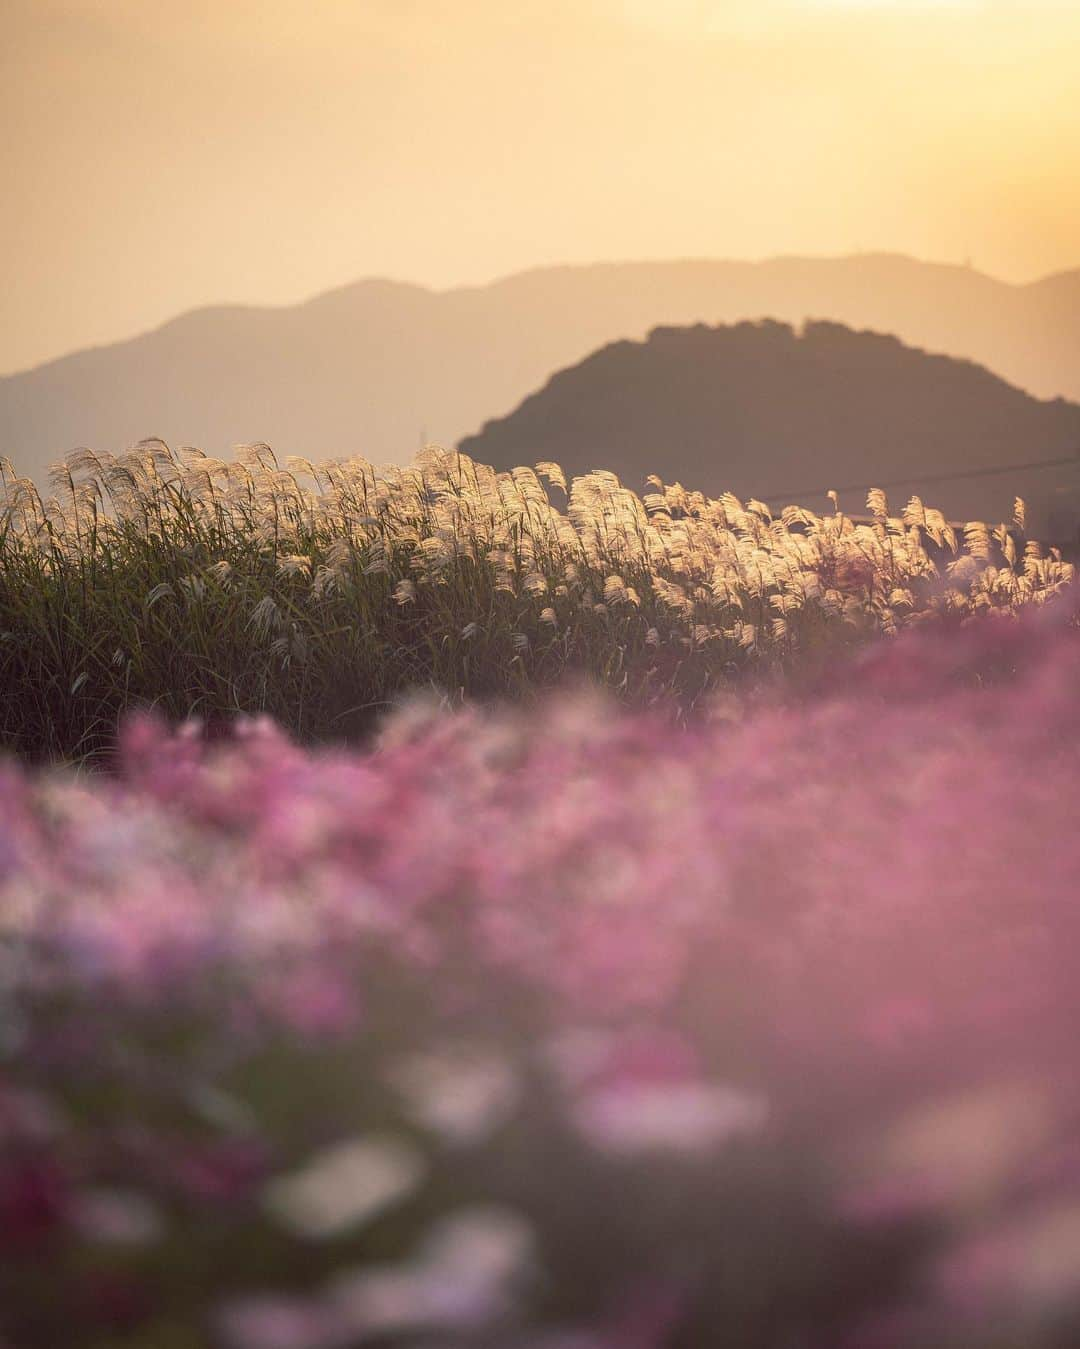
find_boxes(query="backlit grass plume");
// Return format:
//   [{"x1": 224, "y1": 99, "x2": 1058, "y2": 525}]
[{"x1": 0, "y1": 442, "x2": 1071, "y2": 760}]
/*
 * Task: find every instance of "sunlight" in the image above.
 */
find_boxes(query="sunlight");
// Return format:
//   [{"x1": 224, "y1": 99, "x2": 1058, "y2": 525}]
[
  {"x1": 805, "y1": 0, "x2": 978, "y2": 6},
  {"x1": 806, "y1": 0, "x2": 981, "y2": 8},
  {"x1": 782, "y1": 0, "x2": 982, "y2": 14},
  {"x1": 619, "y1": 0, "x2": 983, "y2": 38}
]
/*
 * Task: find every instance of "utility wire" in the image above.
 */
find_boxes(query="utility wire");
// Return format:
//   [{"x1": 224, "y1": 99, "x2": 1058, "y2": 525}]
[{"x1": 764, "y1": 451, "x2": 1080, "y2": 506}]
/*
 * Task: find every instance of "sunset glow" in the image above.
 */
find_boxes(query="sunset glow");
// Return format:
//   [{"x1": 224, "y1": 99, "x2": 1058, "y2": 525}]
[
  {"x1": 4, "y1": 1, "x2": 1080, "y2": 1343},
  {"x1": 3, "y1": 0, "x2": 1078, "y2": 373},
  {"x1": 805, "y1": 0, "x2": 979, "y2": 8}
]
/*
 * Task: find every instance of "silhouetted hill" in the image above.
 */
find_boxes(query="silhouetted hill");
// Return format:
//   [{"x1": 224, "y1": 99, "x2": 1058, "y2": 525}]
[
  {"x1": 459, "y1": 320, "x2": 1080, "y2": 535},
  {"x1": 2, "y1": 255, "x2": 1078, "y2": 486}
]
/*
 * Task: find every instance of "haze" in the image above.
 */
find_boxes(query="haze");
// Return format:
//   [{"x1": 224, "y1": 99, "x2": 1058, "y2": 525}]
[{"x1": 3, "y1": 0, "x2": 1078, "y2": 375}]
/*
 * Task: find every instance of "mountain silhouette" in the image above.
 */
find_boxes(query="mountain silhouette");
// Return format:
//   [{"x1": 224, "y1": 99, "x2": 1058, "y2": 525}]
[
  {"x1": 458, "y1": 320, "x2": 1080, "y2": 536},
  {"x1": 2, "y1": 255, "x2": 1078, "y2": 487}
]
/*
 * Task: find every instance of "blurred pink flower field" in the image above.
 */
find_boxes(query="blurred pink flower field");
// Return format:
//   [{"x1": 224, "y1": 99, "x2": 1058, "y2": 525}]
[{"x1": 4, "y1": 605, "x2": 1080, "y2": 1348}]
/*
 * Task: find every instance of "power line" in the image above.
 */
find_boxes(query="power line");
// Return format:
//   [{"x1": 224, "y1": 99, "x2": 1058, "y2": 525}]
[{"x1": 764, "y1": 451, "x2": 1080, "y2": 506}]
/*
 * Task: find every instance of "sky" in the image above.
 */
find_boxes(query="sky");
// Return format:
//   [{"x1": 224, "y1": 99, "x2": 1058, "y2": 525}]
[{"x1": 3, "y1": 0, "x2": 1078, "y2": 375}]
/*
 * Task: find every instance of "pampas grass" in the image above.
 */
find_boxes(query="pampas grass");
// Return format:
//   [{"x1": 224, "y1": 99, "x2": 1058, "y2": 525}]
[{"x1": 1, "y1": 442, "x2": 1072, "y2": 762}]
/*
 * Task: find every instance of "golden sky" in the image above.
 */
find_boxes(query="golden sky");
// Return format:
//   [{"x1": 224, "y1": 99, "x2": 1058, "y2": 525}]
[{"x1": 3, "y1": 0, "x2": 1078, "y2": 374}]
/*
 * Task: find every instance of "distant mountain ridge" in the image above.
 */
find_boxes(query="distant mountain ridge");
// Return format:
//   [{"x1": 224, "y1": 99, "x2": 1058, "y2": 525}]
[
  {"x1": 458, "y1": 319, "x2": 1080, "y2": 536},
  {"x1": 2, "y1": 254, "x2": 1078, "y2": 487}
]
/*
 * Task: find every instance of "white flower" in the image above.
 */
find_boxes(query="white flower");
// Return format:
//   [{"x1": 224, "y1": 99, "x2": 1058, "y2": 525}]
[
  {"x1": 575, "y1": 1082, "x2": 767, "y2": 1156},
  {"x1": 330, "y1": 1206, "x2": 533, "y2": 1335},
  {"x1": 215, "y1": 1295, "x2": 350, "y2": 1349},
  {"x1": 263, "y1": 1135, "x2": 426, "y2": 1240},
  {"x1": 390, "y1": 1046, "x2": 519, "y2": 1145}
]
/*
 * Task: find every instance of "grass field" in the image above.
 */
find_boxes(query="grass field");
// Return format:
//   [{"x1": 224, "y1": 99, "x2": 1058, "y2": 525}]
[{"x1": 1, "y1": 442, "x2": 1073, "y2": 762}]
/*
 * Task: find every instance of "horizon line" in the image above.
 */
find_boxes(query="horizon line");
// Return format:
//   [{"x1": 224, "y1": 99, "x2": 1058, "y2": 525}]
[{"x1": 4, "y1": 249, "x2": 1077, "y2": 382}]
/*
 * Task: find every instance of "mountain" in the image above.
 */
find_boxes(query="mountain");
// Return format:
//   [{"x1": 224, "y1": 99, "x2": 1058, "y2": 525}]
[
  {"x1": 2, "y1": 254, "x2": 1078, "y2": 488},
  {"x1": 458, "y1": 320, "x2": 1080, "y2": 536}
]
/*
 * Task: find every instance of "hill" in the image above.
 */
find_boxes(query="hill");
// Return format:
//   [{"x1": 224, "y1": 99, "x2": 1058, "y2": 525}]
[
  {"x1": 458, "y1": 320, "x2": 1080, "y2": 535},
  {"x1": 2, "y1": 255, "x2": 1078, "y2": 486}
]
